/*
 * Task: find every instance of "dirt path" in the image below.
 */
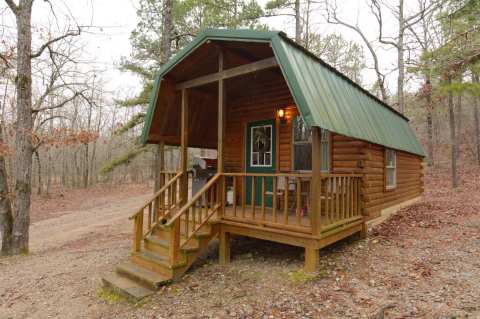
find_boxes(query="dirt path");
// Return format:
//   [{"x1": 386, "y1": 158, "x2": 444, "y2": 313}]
[
  {"x1": 1, "y1": 170, "x2": 480, "y2": 319},
  {"x1": 0, "y1": 193, "x2": 150, "y2": 319}
]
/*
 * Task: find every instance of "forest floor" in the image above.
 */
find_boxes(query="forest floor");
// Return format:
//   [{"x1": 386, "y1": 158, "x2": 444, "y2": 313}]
[{"x1": 1, "y1": 169, "x2": 480, "y2": 319}]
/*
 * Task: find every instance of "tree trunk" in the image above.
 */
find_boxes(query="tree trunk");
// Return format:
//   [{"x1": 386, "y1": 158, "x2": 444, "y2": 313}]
[
  {"x1": 425, "y1": 77, "x2": 434, "y2": 166},
  {"x1": 34, "y1": 150, "x2": 42, "y2": 195},
  {"x1": 294, "y1": 0, "x2": 301, "y2": 44},
  {"x1": 0, "y1": 124, "x2": 14, "y2": 255},
  {"x1": 456, "y1": 76, "x2": 462, "y2": 160},
  {"x1": 456, "y1": 94, "x2": 462, "y2": 159},
  {"x1": 397, "y1": 0, "x2": 405, "y2": 114},
  {"x1": 152, "y1": 0, "x2": 172, "y2": 198},
  {"x1": 447, "y1": 75, "x2": 458, "y2": 188},
  {"x1": 162, "y1": 0, "x2": 172, "y2": 63},
  {"x1": 473, "y1": 72, "x2": 480, "y2": 165},
  {"x1": 11, "y1": 1, "x2": 34, "y2": 254}
]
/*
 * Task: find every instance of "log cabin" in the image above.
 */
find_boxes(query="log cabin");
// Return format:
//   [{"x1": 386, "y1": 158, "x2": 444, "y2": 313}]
[{"x1": 102, "y1": 29, "x2": 425, "y2": 300}]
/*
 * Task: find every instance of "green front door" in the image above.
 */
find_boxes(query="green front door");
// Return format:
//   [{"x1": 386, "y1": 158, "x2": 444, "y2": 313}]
[{"x1": 245, "y1": 119, "x2": 276, "y2": 207}]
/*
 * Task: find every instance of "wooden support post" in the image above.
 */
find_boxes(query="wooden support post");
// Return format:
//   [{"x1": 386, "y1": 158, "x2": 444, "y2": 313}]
[
  {"x1": 219, "y1": 229, "x2": 231, "y2": 265},
  {"x1": 360, "y1": 221, "x2": 368, "y2": 239},
  {"x1": 180, "y1": 89, "x2": 189, "y2": 205},
  {"x1": 359, "y1": 177, "x2": 368, "y2": 239},
  {"x1": 159, "y1": 142, "x2": 165, "y2": 188},
  {"x1": 311, "y1": 127, "x2": 322, "y2": 236},
  {"x1": 169, "y1": 219, "x2": 180, "y2": 264},
  {"x1": 133, "y1": 212, "x2": 143, "y2": 253},
  {"x1": 304, "y1": 247, "x2": 319, "y2": 273},
  {"x1": 217, "y1": 49, "x2": 226, "y2": 217},
  {"x1": 169, "y1": 88, "x2": 188, "y2": 265}
]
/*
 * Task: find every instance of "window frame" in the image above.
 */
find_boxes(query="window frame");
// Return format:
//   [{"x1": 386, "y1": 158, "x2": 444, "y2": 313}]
[
  {"x1": 250, "y1": 124, "x2": 273, "y2": 168},
  {"x1": 291, "y1": 115, "x2": 330, "y2": 173},
  {"x1": 385, "y1": 148, "x2": 397, "y2": 190}
]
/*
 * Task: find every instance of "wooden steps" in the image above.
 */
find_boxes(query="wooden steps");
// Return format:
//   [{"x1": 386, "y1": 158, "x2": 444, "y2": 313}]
[{"x1": 102, "y1": 219, "x2": 218, "y2": 301}]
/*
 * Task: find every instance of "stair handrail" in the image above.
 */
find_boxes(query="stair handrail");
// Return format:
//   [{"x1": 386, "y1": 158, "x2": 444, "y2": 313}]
[
  {"x1": 128, "y1": 171, "x2": 183, "y2": 221},
  {"x1": 129, "y1": 171, "x2": 184, "y2": 254},
  {"x1": 164, "y1": 173, "x2": 223, "y2": 264},
  {"x1": 165, "y1": 173, "x2": 222, "y2": 227}
]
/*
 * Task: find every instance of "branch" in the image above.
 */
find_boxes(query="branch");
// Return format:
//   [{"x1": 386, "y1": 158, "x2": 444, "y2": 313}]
[
  {"x1": 370, "y1": 0, "x2": 399, "y2": 48},
  {"x1": 4, "y1": 0, "x2": 18, "y2": 14},
  {"x1": 0, "y1": 53, "x2": 13, "y2": 68},
  {"x1": 36, "y1": 115, "x2": 68, "y2": 130},
  {"x1": 30, "y1": 27, "x2": 81, "y2": 59},
  {"x1": 32, "y1": 90, "x2": 83, "y2": 113},
  {"x1": 402, "y1": 0, "x2": 441, "y2": 30},
  {"x1": 323, "y1": 0, "x2": 388, "y2": 101}
]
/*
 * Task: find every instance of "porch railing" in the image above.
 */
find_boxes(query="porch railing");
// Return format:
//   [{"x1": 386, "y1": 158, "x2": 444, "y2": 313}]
[
  {"x1": 222, "y1": 172, "x2": 313, "y2": 233},
  {"x1": 222, "y1": 172, "x2": 363, "y2": 236},
  {"x1": 317, "y1": 174, "x2": 363, "y2": 232}
]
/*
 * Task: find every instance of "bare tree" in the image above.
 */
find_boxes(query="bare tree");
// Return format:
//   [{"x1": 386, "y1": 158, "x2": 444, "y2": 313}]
[
  {"x1": 2, "y1": 0, "x2": 81, "y2": 254},
  {"x1": 473, "y1": 71, "x2": 480, "y2": 164},
  {"x1": 369, "y1": 0, "x2": 440, "y2": 113},
  {"x1": 407, "y1": 0, "x2": 440, "y2": 166},
  {"x1": 447, "y1": 74, "x2": 457, "y2": 187},
  {"x1": 0, "y1": 122, "x2": 13, "y2": 255},
  {"x1": 323, "y1": 1, "x2": 388, "y2": 102}
]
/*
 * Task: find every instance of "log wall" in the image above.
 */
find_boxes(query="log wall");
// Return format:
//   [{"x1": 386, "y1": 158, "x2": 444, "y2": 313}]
[{"x1": 331, "y1": 133, "x2": 424, "y2": 219}]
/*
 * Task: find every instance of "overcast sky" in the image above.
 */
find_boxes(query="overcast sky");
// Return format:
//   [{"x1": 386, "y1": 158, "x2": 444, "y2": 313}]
[{"x1": 1, "y1": 0, "x2": 414, "y2": 100}]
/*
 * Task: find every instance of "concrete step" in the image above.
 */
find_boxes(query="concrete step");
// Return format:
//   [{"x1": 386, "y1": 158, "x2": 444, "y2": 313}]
[
  {"x1": 101, "y1": 272, "x2": 155, "y2": 301},
  {"x1": 116, "y1": 261, "x2": 171, "y2": 290}
]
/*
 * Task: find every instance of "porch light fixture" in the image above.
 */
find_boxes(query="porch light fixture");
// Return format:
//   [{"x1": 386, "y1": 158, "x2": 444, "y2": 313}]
[{"x1": 277, "y1": 108, "x2": 286, "y2": 123}]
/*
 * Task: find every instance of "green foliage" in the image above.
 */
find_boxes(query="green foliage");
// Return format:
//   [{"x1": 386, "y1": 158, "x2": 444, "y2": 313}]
[
  {"x1": 428, "y1": 0, "x2": 480, "y2": 74},
  {"x1": 308, "y1": 33, "x2": 366, "y2": 85},
  {"x1": 96, "y1": 287, "x2": 124, "y2": 304},
  {"x1": 265, "y1": 0, "x2": 290, "y2": 11},
  {"x1": 129, "y1": 0, "x2": 265, "y2": 71},
  {"x1": 100, "y1": 146, "x2": 149, "y2": 175},
  {"x1": 115, "y1": 113, "x2": 146, "y2": 135},
  {"x1": 438, "y1": 81, "x2": 480, "y2": 96},
  {"x1": 288, "y1": 267, "x2": 328, "y2": 284}
]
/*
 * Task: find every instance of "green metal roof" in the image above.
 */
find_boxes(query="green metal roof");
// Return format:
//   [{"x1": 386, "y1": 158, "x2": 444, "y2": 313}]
[{"x1": 142, "y1": 29, "x2": 425, "y2": 157}]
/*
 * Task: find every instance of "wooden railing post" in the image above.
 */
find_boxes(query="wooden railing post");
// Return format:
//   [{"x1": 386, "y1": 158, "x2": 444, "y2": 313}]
[
  {"x1": 133, "y1": 211, "x2": 143, "y2": 253},
  {"x1": 218, "y1": 175, "x2": 225, "y2": 218},
  {"x1": 359, "y1": 176, "x2": 368, "y2": 238},
  {"x1": 169, "y1": 219, "x2": 180, "y2": 264},
  {"x1": 311, "y1": 127, "x2": 322, "y2": 236},
  {"x1": 180, "y1": 89, "x2": 189, "y2": 205}
]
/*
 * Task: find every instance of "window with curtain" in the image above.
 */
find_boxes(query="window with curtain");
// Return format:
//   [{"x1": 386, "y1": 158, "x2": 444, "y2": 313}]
[
  {"x1": 385, "y1": 149, "x2": 396, "y2": 189},
  {"x1": 292, "y1": 116, "x2": 329, "y2": 172}
]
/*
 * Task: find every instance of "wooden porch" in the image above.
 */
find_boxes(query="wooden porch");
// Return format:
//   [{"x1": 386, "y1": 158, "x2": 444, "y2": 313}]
[{"x1": 129, "y1": 170, "x2": 366, "y2": 275}]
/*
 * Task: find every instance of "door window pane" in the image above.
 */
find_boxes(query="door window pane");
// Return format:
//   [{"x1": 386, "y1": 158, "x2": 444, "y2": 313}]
[{"x1": 251, "y1": 124, "x2": 273, "y2": 167}]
